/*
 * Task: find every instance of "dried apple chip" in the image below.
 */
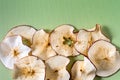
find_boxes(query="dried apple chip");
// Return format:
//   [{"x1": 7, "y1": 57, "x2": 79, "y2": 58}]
[
  {"x1": 50, "y1": 25, "x2": 79, "y2": 56},
  {"x1": 31, "y1": 29, "x2": 56, "y2": 60},
  {"x1": 0, "y1": 35, "x2": 31, "y2": 69},
  {"x1": 88, "y1": 40, "x2": 120, "y2": 77}
]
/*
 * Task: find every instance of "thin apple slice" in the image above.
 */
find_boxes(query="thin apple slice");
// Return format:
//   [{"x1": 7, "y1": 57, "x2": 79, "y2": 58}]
[
  {"x1": 45, "y1": 56, "x2": 70, "y2": 80},
  {"x1": 71, "y1": 57, "x2": 96, "y2": 80},
  {"x1": 31, "y1": 29, "x2": 56, "y2": 60},
  {"x1": 0, "y1": 35, "x2": 31, "y2": 69},
  {"x1": 75, "y1": 29, "x2": 92, "y2": 56},
  {"x1": 5, "y1": 25, "x2": 36, "y2": 46},
  {"x1": 13, "y1": 56, "x2": 45, "y2": 80},
  {"x1": 88, "y1": 40, "x2": 120, "y2": 77},
  {"x1": 50, "y1": 25, "x2": 79, "y2": 56},
  {"x1": 91, "y1": 24, "x2": 110, "y2": 42}
]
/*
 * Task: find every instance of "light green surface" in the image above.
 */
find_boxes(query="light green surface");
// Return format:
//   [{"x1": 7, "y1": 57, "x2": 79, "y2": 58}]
[{"x1": 0, "y1": 0, "x2": 120, "y2": 80}]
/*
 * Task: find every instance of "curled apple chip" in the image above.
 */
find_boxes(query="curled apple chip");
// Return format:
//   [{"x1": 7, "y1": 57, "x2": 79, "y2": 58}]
[
  {"x1": 75, "y1": 24, "x2": 110, "y2": 56},
  {"x1": 75, "y1": 29, "x2": 92, "y2": 56},
  {"x1": 5, "y1": 25, "x2": 36, "y2": 46},
  {"x1": 0, "y1": 35, "x2": 31, "y2": 69},
  {"x1": 88, "y1": 40, "x2": 120, "y2": 77},
  {"x1": 45, "y1": 56, "x2": 70, "y2": 80},
  {"x1": 91, "y1": 24, "x2": 110, "y2": 42},
  {"x1": 50, "y1": 25, "x2": 79, "y2": 56},
  {"x1": 13, "y1": 56, "x2": 45, "y2": 80},
  {"x1": 71, "y1": 57, "x2": 96, "y2": 80},
  {"x1": 31, "y1": 29, "x2": 56, "y2": 60}
]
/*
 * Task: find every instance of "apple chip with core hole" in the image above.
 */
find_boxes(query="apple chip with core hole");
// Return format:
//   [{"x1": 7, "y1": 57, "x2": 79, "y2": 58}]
[
  {"x1": 50, "y1": 25, "x2": 79, "y2": 56},
  {"x1": 75, "y1": 24, "x2": 110, "y2": 56},
  {"x1": 45, "y1": 56, "x2": 70, "y2": 80},
  {"x1": 31, "y1": 29, "x2": 56, "y2": 60},
  {"x1": 71, "y1": 57, "x2": 96, "y2": 80},
  {"x1": 5, "y1": 25, "x2": 36, "y2": 47},
  {"x1": 0, "y1": 35, "x2": 31, "y2": 69},
  {"x1": 88, "y1": 40, "x2": 120, "y2": 77},
  {"x1": 13, "y1": 56, "x2": 45, "y2": 80}
]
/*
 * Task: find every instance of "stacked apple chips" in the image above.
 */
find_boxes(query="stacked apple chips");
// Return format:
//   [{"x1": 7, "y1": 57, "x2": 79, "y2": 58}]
[{"x1": 0, "y1": 24, "x2": 120, "y2": 80}]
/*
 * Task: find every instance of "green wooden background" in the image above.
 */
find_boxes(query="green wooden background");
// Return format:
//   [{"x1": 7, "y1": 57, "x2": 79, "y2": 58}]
[{"x1": 0, "y1": 0, "x2": 120, "y2": 80}]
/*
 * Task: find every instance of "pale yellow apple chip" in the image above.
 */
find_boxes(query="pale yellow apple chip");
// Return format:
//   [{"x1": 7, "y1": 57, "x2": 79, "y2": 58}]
[
  {"x1": 13, "y1": 56, "x2": 45, "y2": 80},
  {"x1": 31, "y1": 29, "x2": 56, "y2": 60},
  {"x1": 88, "y1": 40, "x2": 120, "y2": 77},
  {"x1": 71, "y1": 57, "x2": 96, "y2": 80},
  {"x1": 45, "y1": 56, "x2": 70, "y2": 80},
  {"x1": 0, "y1": 35, "x2": 31, "y2": 69},
  {"x1": 5, "y1": 25, "x2": 36, "y2": 46},
  {"x1": 50, "y1": 25, "x2": 79, "y2": 56}
]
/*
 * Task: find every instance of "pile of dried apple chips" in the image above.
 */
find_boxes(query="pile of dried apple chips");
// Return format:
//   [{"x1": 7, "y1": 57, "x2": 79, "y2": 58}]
[{"x1": 0, "y1": 24, "x2": 120, "y2": 80}]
